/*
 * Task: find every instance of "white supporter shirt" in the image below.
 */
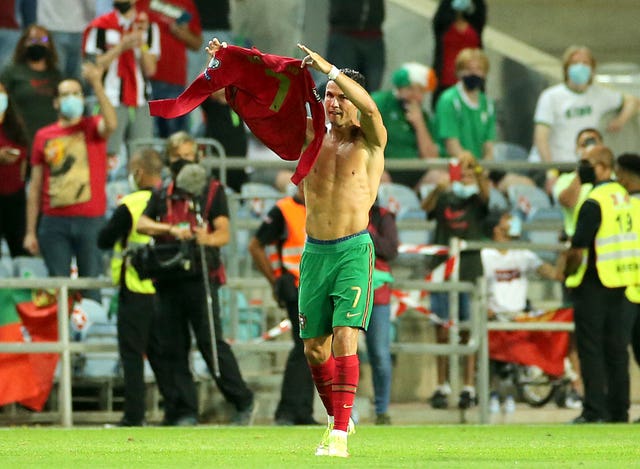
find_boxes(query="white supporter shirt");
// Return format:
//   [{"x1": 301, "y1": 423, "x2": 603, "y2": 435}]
[
  {"x1": 481, "y1": 248, "x2": 544, "y2": 318},
  {"x1": 530, "y1": 83, "x2": 623, "y2": 163},
  {"x1": 84, "y1": 15, "x2": 161, "y2": 108}
]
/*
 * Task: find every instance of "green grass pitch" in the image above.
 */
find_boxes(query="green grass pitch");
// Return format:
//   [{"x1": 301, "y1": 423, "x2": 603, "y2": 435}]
[{"x1": 1, "y1": 424, "x2": 640, "y2": 468}]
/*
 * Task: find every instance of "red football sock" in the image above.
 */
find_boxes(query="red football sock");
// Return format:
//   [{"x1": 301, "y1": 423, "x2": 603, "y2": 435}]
[
  {"x1": 309, "y1": 355, "x2": 335, "y2": 417},
  {"x1": 332, "y1": 354, "x2": 359, "y2": 432}
]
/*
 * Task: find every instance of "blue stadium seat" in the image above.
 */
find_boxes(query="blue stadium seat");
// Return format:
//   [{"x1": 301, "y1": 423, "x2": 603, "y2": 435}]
[
  {"x1": 524, "y1": 207, "x2": 564, "y2": 263},
  {"x1": 493, "y1": 142, "x2": 529, "y2": 162},
  {"x1": 13, "y1": 256, "x2": 49, "y2": 278},
  {"x1": 507, "y1": 184, "x2": 551, "y2": 216},
  {"x1": 377, "y1": 182, "x2": 422, "y2": 218}
]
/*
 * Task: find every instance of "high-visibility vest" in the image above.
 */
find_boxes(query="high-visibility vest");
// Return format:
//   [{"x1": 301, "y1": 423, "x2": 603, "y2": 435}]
[
  {"x1": 565, "y1": 182, "x2": 640, "y2": 288},
  {"x1": 267, "y1": 197, "x2": 305, "y2": 285},
  {"x1": 627, "y1": 285, "x2": 640, "y2": 303},
  {"x1": 111, "y1": 190, "x2": 156, "y2": 294}
]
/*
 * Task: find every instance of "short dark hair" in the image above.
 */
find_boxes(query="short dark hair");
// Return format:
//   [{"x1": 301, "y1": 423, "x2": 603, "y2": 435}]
[
  {"x1": 340, "y1": 68, "x2": 366, "y2": 88},
  {"x1": 616, "y1": 153, "x2": 640, "y2": 178},
  {"x1": 575, "y1": 127, "x2": 603, "y2": 145},
  {"x1": 54, "y1": 77, "x2": 83, "y2": 98}
]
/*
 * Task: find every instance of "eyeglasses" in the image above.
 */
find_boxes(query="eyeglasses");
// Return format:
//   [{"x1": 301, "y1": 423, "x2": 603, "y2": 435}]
[{"x1": 26, "y1": 36, "x2": 49, "y2": 45}]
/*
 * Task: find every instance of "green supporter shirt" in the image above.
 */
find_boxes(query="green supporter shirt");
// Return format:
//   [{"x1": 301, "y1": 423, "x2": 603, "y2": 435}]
[
  {"x1": 435, "y1": 83, "x2": 496, "y2": 159},
  {"x1": 372, "y1": 89, "x2": 440, "y2": 159}
]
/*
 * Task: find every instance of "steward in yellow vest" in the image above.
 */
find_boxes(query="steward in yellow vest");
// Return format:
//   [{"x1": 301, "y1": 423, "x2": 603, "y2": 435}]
[
  {"x1": 96, "y1": 148, "x2": 165, "y2": 427},
  {"x1": 563, "y1": 145, "x2": 637, "y2": 423}
]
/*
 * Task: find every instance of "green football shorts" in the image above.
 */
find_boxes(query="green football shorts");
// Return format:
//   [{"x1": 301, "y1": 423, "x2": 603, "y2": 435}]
[{"x1": 298, "y1": 230, "x2": 374, "y2": 339}]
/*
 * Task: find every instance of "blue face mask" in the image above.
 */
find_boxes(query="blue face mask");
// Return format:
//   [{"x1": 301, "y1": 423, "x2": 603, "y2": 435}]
[
  {"x1": 451, "y1": 181, "x2": 479, "y2": 199},
  {"x1": 452, "y1": 0, "x2": 472, "y2": 11},
  {"x1": 567, "y1": 63, "x2": 592, "y2": 86},
  {"x1": 59, "y1": 95, "x2": 84, "y2": 119},
  {"x1": 0, "y1": 93, "x2": 7, "y2": 115}
]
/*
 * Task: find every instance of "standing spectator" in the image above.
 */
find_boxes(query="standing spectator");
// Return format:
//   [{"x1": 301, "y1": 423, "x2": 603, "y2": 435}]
[
  {"x1": 0, "y1": 81, "x2": 30, "y2": 258},
  {"x1": 531, "y1": 45, "x2": 639, "y2": 165},
  {"x1": 248, "y1": 185, "x2": 316, "y2": 426},
  {"x1": 372, "y1": 62, "x2": 439, "y2": 188},
  {"x1": 200, "y1": 88, "x2": 247, "y2": 192},
  {"x1": 139, "y1": 0, "x2": 203, "y2": 137},
  {"x1": 366, "y1": 202, "x2": 398, "y2": 425},
  {"x1": 137, "y1": 131, "x2": 255, "y2": 426},
  {"x1": 97, "y1": 148, "x2": 165, "y2": 427},
  {"x1": 326, "y1": 0, "x2": 385, "y2": 93},
  {"x1": 564, "y1": 145, "x2": 638, "y2": 423},
  {"x1": 1, "y1": 24, "x2": 62, "y2": 144},
  {"x1": 83, "y1": 0, "x2": 160, "y2": 165},
  {"x1": 420, "y1": 151, "x2": 489, "y2": 409},
  {"x1": 432, "y1": 0, "x2": 486, "y2": 106},
  {"x1": 0, "y1": 0, "x2": 36, "y2": 70},
  {"x1": 23, "y1": 63, "x2": 118, "y2": 300},
  {"x1": 435, "y1": 48, "x2": 495, "y2": 161},
  {"x1": 37, "y1": 0, "x2": 96, "y2": 79}
]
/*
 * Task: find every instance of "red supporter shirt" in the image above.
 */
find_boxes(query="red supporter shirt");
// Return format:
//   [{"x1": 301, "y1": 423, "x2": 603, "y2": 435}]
[
  {"x1": 31, "y1": 116, "x2": 107, "y2": 217},
  {"x1": 139, "y1": 0, "x2": 201, "y2": 86},
  {"x1": 149, "y1": 44, "x2": 326, "y2": 184},
  {"x1": 0, "y1": 127, "x2": 27, "y2": 195},
  {"x1": 441, "y1": 23, "x2": 481, "y2": 88}
]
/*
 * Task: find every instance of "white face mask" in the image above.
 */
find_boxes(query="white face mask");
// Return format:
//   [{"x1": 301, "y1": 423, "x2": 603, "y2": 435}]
[
  {"x1": 451, "y1": 181, "x2": 479, "y2": 199},
  {"x1": 507, "y1": 215, "x2": 522, "y2": 238}
]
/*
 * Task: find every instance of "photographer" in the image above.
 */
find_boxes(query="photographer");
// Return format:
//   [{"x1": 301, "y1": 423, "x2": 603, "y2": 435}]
[
  {"x1": 136, "y1": 131, "x2": 254, "y2": 426},
  {"x1": 248, "y1": 185, "x2": 315, "y2": 426}
]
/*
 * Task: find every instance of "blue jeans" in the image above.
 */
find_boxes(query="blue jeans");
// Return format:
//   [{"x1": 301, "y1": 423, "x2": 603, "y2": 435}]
[
  {"x1": 326, "y1": 32, "x2": 385, "y2": 92},
  {"x1": 151, "y1": 80, "x2": 189, "y2": 138},
  {"x1": 365, "y1": 303, "x2": 392, "y2": 415},
  {"x1": 430, "y1": 292, "x2": 471, "y2": 322},
  {"x1": 0, "y1": 29, "x2": 20, "y2": 70},
  {"x1": 38, "y1": 215, "x2": 104, "y2": 301},
  {"x1": 51, "y1": 31, "x2": 83, "y2": 78}
]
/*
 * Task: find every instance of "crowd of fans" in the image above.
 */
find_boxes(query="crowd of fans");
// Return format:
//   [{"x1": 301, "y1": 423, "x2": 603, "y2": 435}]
[{"x1": 1, "y1": 0, "x2": 640, "y2": 426}]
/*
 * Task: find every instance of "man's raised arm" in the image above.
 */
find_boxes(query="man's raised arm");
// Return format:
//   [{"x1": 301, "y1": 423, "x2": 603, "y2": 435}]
[{"x1": 297, "y1": 43, "x2": 387, "y2": 150}]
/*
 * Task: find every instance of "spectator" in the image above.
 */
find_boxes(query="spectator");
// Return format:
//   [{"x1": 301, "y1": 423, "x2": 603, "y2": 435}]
[
  {"x1": 83, "y1": 0, "x2": 160, "y2": 166},
  {"x1": 366, "y1": 202, "x2": 399, "y2": 425},
  {"x1": 432, "y1": 0, "x2": 486, "y2": 106},
  {"x1": 37, "y1": 0, "x2": 96, "y2": 79},
  {"x1": 23, "y1": 63, "x2": 118, "y2": 301},
  {"x1": 248, "y1": 184, "x2": 316, "y2": 426},
  {"x1": 420, "y1": 151, "x2": 489, "y2": 409},
  {"x1": 200, "y1": 88, "x2": 247, "y2": 192},
  {"x1": 564, "y1": 145, "x2": 637, "y2": 423},
  {"x1": 531, "y1": 45, "x2": 639, "y2": 165},
  {"x1": 0, "y1": 0, "x2": 36, "y2": 70},
  {"x1": 0, "y1": 80, "x2": 30, "y2": 258},
  {"x1": 139, "y1": 0, "x2": 203, "y2": 137},
  {"x1": 97, "y1": 147, "x2": 165, "y2": 427},
  {"x1": 372, "y1": 62, "x2": 439, "y2": 189},
  {"x1": 435, "y1": 48, "x2": 495, "y2": 161},
  {"x1": 0, "y1": 24, "x2": 62, "y2": 144},
  {"x1": 326, "y1": 0, "x2": 385, "y2": 93},
  {"x1": 137, "y1": 130, "x2": 255, "y2": 426}
]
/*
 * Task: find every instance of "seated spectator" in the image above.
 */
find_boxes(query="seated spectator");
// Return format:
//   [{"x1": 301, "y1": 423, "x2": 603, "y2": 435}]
[
  {"x1": 0, "y1": 80, "x2": 30, "y2": 258},
  {"x1": 435, "y1": 47, "x2": 495, "y2": 162},
  {"x1": 372, "y1": 62, "x2": 439, "y2": 189},
  {"x1": 0, "y1": 24, "x2": 62, "y2": 145},
  {"x1": 23, "y1": 63, "x2": 117, "y2": 301},
  {"x1": 531, "y1": 45, "x2": 639, "y2": 166},
  {"x1": 83, "y1": 1, "x2": 160, "y2": 168},
  {"x1": 421, "y1": 151, "x2": 490, "y2": 410}
]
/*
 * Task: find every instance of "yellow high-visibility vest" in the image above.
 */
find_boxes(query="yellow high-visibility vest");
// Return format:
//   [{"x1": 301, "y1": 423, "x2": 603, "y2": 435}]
[
  {"x1": 111, "y1": 190, "x2": 156, "y2": 294},
  {"x1": 565, "y1": 182, "x2": 640, "y2": 288}
]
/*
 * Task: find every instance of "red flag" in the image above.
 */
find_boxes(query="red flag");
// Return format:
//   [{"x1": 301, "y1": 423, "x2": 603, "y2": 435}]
[{"x1": 488, "y1": 307, "x2": 573, "y2": 376}]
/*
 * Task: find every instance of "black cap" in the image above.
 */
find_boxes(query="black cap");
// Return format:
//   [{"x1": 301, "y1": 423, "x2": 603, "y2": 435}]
[{"x1": 617, "y1": 153, "x2": 640, "y2": 177}]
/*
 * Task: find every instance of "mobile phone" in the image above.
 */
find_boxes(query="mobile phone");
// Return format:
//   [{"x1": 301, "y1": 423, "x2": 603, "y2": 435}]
[
  {"x1": 7, "y1": 148, "x2": 20, "y2": 156},
  {"x1": 449, "y1": 158, "x2": 462, "y2": 182}
]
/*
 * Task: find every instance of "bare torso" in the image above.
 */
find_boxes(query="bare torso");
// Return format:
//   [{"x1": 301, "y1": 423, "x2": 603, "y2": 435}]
[{"x1": 303, "y1": 126, "x2": 384, "y2": 240}]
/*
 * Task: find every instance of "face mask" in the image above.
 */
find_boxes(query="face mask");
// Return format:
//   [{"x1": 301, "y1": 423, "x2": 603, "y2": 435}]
[
  {"x1": 59, "y1": 95, "x2": 84, "y2": 119},
  {"x1": 114, "y1": 1, "x2": 133, "y2": 14},
  {"x1": 170, "y1": 158, "x2": 190, "y2": 178},
  {"x1": 451, "y1": 181, "x2": 479, "y2": 199},
  {"x1": 567, "y1": 63, "x2": 592, "y2": 86},
  {"x1": 507, "y1": 215, "x2": 522, "y2": 238},
  {"x1": 128, "y1": 173, "x2": 139, "y2": 191},
  {"x1": 452, "y1": 0, "x2": 472, "y2": 11},
  {"x1": 25, "y1": 44, "x2": 49, "y2": 61},
  {"x1": 462, "y1": 74, "x2": 485, "y2": 92},
  {"x1": 577, "y1": 160, "x2": 596, "y2": 184},
  {"x1": 0, "y1": 93, "x2": 7, "y2": 115}
]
